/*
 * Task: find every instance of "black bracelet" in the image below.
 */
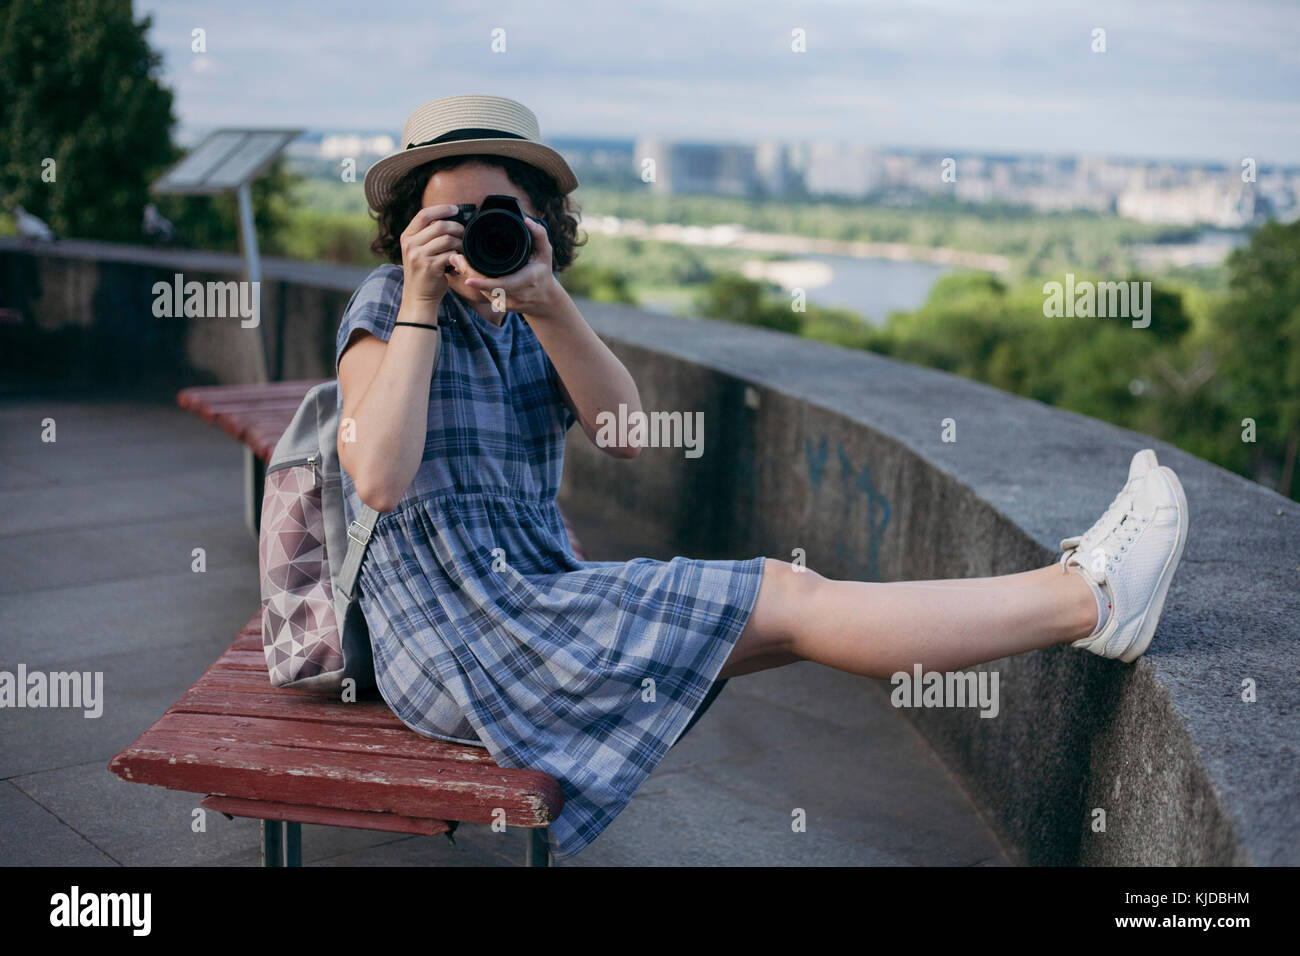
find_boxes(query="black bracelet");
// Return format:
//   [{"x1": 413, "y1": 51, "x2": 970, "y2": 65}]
[{"x1": 393, "y1": 321, "x2": 439, "y2": 330}]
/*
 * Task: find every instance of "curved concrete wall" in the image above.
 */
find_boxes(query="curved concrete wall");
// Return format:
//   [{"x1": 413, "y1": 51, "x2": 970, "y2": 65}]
[{"x1": 3, "y1": 238, "x2": 1295, "y2": 864}]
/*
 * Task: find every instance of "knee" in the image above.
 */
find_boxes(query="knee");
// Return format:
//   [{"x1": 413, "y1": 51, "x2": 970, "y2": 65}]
[
  {"x1": 758, "y1": 558, "x2": 829, "y2": 632},
  {"x1": 763, "y1": 557, "x2": 828, "y2": 594},
  {"x1": 732, "y1": 559, "x2": 827, "y2": 668}
]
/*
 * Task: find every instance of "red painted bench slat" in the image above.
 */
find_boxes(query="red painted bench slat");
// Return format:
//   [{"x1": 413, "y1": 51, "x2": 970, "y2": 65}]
[
  {"x1": 177, "y1": 380, "x2": 327, "y2": 409},
  {"x1": 209, "y1": 649, "x2": 275, "y2": 671},
  {"x1": 200, "y1": 796, "x2": 453, "y2": 837},
  {"x1": 149, "y1": 712, "x2": 498, "y2": 765},
  {"x1": 113, "y1": 729, "x2": 559, "y2": 826},
  {"x1": 172, "y1": 686, "x2": 411, "y2": 730}
]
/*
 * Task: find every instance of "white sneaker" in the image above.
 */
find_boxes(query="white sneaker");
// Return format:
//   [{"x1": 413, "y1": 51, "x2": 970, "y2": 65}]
[
  {"x1": 1066, "y1": 463, "x2": 1188, "y2": 662},
  {"x1": 1059, "y1": 449, "x2": 1159, "y2": 559}
]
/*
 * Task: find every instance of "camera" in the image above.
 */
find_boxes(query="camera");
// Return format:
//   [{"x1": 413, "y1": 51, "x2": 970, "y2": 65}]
[{"x1": 444, "y1": 195, "x2": 534, "y2": 277}]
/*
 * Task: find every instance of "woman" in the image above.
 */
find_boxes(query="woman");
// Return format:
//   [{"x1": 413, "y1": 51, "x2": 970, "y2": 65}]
[{"x1": 336, "y1": 95, "x2": 1189, "y2": 862}]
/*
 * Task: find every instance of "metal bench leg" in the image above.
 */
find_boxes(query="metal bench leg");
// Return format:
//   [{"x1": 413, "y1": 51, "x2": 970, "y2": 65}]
[
  {"x1": 261, "y1": 820, "x2": 284, "y2": 867},
  {"x1": 260, "y1": 819, "x2": 302, "y2": 867},
  {"x1": 526, "y1": 827, "x2": 551, "y2": 867},
  {"x1": 285, "y1": 822, "x2": 302, "y2": 867}
]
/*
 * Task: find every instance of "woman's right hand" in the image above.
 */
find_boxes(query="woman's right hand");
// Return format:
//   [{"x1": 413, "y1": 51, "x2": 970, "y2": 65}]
[{"x1": 399, "y1": 205, "x2": 465, "y2": 307}]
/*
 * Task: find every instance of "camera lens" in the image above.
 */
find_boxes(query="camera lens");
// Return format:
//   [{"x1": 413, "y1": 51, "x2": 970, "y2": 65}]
[{"x1": 464, "y1": 209, "x2": 532, "y2": 277}]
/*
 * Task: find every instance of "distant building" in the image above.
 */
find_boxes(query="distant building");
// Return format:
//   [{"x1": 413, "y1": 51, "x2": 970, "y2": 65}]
[
  {"x1": 635, "y1": 138, "x2": 758, "y2": 196},
  {"x1": 550, "y1": 138, "x2": 636, "y2": 185},
  {"x1": 1118, "y1": 180, "x2": 1256, "y2": 228},
  {"x1": 754, "y1": 139, "x2": 794, "y2": 196},
  {"x1": 801, "y1": 142, "x2": 878, "y2": 197},
  {"x1": 318, "y1": 133, "x2": 396, "y2": 160},
  {"x1": 283, "y1": 132, "x2": 397, "y2": 165}
]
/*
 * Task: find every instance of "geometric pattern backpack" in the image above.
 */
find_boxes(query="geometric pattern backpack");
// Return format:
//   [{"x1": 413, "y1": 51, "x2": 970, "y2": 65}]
[{"x1": 257, "y1": 380, "x2": 381, "y2": 693}]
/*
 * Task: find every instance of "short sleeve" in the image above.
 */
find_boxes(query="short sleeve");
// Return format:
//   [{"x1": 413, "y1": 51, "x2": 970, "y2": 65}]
[{"x1": 334, "y1": 264, "x2": 404, "y2": 377}]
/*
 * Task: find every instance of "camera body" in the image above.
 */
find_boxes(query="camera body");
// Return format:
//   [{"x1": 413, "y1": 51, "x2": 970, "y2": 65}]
[{"x1": 444, "y1": 194, "x2": 534, "y2": 277}]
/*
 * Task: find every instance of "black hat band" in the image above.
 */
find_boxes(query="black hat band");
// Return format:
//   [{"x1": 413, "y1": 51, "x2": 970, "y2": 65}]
[{"x1": 407, "y1": 128, "x2": 527, "y2": 149}]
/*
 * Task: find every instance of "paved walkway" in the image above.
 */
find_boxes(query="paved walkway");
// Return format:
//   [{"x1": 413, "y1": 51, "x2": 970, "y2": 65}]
[{"x1": 0, "y1": 385, "x2": 1005, "y2": 866}]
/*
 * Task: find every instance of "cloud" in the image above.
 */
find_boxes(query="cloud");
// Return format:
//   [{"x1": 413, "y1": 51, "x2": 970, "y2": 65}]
[{"x1": 138, "y1": 0, "x2": 1300, "y2": 162}]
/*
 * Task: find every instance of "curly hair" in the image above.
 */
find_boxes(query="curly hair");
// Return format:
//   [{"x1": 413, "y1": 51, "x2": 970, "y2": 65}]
[{"x1": 369, "y1": 154, "x2": 584, "y2": 271}]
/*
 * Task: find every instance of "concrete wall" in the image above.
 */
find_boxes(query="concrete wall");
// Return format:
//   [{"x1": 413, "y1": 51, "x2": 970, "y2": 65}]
[
  {"x1": 3, "y1": 237, "x2": 1295, "y2": 865},
  {"x1": 0, "y1": 238, "x2": 369, "y2": 389}
]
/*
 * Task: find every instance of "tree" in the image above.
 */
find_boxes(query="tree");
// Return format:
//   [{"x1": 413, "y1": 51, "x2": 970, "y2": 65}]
[
  {"x1": 0, "y1": 0, "x2": 176, "y2": 241},
  {"x1": 1, "y1": 0, "x2": 300, "y2": 252},
  {"x1": 559, "y1": 261, "x2": 637, "y2": 305},
  {"x1": 693, "y1": 272, "x2": 804, "y2": 334},
  {"x1": 1210, "y1": 220, "x2": 1300, "y2": 498}
]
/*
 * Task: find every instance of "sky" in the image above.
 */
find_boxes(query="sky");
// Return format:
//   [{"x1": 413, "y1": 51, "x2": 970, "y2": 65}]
[{"x1": 136, "y1": 0, "x2": 1300, "y2": 165}]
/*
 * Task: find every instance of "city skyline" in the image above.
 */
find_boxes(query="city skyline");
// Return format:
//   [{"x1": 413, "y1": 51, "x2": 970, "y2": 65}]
[
  {"x1": 283, "y1": 128, "x2": 1300, "y2": 173},
  {"x1": 138, "y1": 0, "x2": 1300, "y2": 166},
  {"x1": 282, "y1": 130, "x2": 1296, "y2": 227}
]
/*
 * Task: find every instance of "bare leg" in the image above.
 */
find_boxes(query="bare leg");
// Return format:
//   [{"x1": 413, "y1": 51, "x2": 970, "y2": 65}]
[
  {"x1": 897, "y1": 565, "x2": 1060, "y2": 589},
  {"x1": 718, "y1": 559, "x2": 1096, "y2": 680}
]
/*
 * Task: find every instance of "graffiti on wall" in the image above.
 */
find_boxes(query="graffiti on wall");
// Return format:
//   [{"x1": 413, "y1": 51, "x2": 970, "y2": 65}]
[{"x1": 805, "y1": 435, "x2": 891, "y2": 581}]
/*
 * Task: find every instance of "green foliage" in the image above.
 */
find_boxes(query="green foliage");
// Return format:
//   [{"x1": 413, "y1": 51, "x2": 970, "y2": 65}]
[
  {"x1": 919, "y1": 271, "x2": 1008, "y2": 305},
  {"x1": 877, "y1": 270, "x2": 1201, "y2": 437},
  {"x1": 559, "y1": 261, "x2": 637, "y2": 304},
  {"x1": 692, "y1": 273, "x2": 804, "y2": 334},
  {"x1": 1202, "y1": 220, "x2": 1300, "y2": 496},
  {"x1": 273, "y1": 200, "x2": 377, "y2": 264},
  {"x1": 797, "y1": 303, "x2": 880, "y2": 350},
  {"x1": 0, "y1": 0, "x2": 175, "y2": 240},
  {"x1": 569, "y1": 231, "x2": 749, "y2": 286},
  {"x1": 291, "y1": 175, "x2": 372, "y2": 216},
  {"x1": 690, "y1": 271, "x2": 885, "y2": 348}
]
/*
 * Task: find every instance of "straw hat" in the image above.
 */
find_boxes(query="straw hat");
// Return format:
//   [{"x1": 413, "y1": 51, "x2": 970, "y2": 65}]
[{"x1": 363, "y1": 94, "x2": 579, "y2": 211}]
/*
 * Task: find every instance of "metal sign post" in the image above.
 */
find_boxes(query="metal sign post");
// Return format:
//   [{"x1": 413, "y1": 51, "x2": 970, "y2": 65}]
[
  {"x1": 234, "y1": 181, "x2": 266, "y2": 381},
  {"x1": 151, "y1": 128, "x2": 302, "y2": 384}
]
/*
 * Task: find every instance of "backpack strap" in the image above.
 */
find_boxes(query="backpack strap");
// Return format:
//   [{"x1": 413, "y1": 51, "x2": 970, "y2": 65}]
[{"x1": 338, "y1": 504, "x2": 380, "y2": 601}]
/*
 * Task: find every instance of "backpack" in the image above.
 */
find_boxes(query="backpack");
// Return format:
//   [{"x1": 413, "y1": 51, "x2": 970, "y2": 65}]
[{"x1": 257, "y1": 380, "x2": 380, "y2": 693}]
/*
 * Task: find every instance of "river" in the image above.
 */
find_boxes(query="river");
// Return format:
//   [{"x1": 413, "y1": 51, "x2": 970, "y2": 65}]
[{"x1": 746, "y1": 254, "x2": 954, "y2": 325}]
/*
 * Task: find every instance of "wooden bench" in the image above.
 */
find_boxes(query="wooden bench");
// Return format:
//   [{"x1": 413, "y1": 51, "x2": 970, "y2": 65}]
[{"x1": 108, "y1": 380, "x2": 581, "y2": 866}]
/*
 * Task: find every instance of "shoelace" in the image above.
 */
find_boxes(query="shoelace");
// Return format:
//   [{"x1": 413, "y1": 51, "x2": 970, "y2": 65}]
[
  {"x1": 1060, "y1": 495, "x2": 1151, "y2": 582},
  {"x1": 1063, "y1": 477, "x2": 1143, "y2": 553}
]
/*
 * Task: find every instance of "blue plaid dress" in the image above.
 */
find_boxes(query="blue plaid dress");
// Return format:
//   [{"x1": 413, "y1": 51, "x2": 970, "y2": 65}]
[{"x1": 334, "y1": 264, "x2": 765, "y2": 862}]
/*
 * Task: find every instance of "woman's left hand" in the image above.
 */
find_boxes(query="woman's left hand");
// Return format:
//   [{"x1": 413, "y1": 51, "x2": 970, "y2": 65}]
[{"x1": 451, "y1": 217, "x2": 566, "y2": 320}]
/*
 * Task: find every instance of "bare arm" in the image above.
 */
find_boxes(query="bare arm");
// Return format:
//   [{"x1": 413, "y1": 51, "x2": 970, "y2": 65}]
[
  {"x1": 517, "y1": 282, "x2": 643, "y2": 456},
  {"x1": 337, "y1": 205, "x2": 466, "y2": 512}
]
